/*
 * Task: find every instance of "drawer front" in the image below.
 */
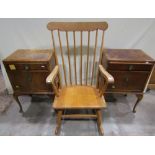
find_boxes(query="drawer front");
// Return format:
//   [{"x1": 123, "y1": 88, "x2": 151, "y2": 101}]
[
  {"x1": 108, "y1": 63, "x2": 153, "y2": 71},
  {"x1": 30, "y1": 72, "x2": 51, "y2": 92},
  {"x1": 6, "y1": 63, "x2": 48, "y2": 71},
  {"x1": 107, "y1": 71, "x2": 149, "y2": 92}
]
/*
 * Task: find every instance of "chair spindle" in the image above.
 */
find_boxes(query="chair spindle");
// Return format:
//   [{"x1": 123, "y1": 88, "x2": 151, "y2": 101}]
[
  {"x1": 73, "y1": 31, "x2": 77, "y2": 85},
  {"x1": 66, "y1": 31, "x2": 72, "y2": 85},
  {"x1": 80, "y1": 31, "x2": 83, "y2": 85},
  {"x1": 58, "y1": 30, "x2": 67, "y2": 86},
  {"x1": 91, "y1": 30, "x2": 98, "y2": 85},
  {"x1": 86, "y1": 31, "x2": 90, "y2": 85}
]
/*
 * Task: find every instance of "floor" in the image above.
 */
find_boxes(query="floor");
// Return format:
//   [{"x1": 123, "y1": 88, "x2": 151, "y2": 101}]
[{"x1": 0, "y1": 71, "x2": 155, "y2": 136}]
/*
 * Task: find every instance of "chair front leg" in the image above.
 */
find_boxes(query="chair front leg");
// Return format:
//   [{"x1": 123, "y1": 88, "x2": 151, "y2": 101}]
[
  {"x1": 55, "y1": 110, "x2": 63, "y2": 135},
  {"x1": 96, "y1": 109, "x2": 104, "y2": 136}
]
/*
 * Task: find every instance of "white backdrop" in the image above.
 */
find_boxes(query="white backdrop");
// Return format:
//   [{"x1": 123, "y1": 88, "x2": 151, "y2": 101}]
[{"x1": 0, "y1": 18, "x2": 155, "y2": 93}]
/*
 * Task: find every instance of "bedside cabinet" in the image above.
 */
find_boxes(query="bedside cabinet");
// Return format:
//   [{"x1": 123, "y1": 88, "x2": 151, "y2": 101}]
[
  {"x1": 102, "y1": 49, "x2": 155, "y2": 112},
  {"x1": 3, "y1": 49, "x2": 56, "y2": 112}
]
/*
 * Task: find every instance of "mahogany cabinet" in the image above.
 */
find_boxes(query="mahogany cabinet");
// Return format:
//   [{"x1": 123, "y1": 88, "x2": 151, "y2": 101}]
[
  {"x1": 3, "y1": 49, "x2": 56, "y2": 112},
  {"x1": 102, "y1": 49, "x2": 155, "y2": 112}
]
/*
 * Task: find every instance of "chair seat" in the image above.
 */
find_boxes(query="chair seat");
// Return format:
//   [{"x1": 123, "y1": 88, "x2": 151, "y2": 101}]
[{"x1": 53, "y1": 86, "x2": 106, "y2": 109}]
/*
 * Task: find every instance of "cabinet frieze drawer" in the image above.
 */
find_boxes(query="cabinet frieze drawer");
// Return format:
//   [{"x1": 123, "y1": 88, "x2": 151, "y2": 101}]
[
  {"x1": 7, "y1": 63, "x2": 48, "y2": 71},
  {"x1": 108, "y1": 63, "x2": 153, "y2": 71}
]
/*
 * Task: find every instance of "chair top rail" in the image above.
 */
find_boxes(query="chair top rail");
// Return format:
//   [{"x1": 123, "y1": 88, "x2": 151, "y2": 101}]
[{"x1": 47, "y1": 22, "x2": 108, "y2": 31}]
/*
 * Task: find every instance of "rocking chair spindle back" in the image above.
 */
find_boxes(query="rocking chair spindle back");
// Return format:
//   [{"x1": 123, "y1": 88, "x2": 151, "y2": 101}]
[{"x1": 47, "y1": 22, "x2": 108, "y2": 87}]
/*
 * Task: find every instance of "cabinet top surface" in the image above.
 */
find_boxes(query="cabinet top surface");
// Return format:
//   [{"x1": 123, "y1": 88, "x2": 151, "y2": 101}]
[
  {"x1": 104, "y1": 49, "x2": 155, "y2": 63},
  {"x1": 3, "y1": 49, "x2": 53, "y2": 62}
]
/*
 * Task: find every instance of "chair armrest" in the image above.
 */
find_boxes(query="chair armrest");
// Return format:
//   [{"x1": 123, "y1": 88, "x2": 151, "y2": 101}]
[
  {"x1": 46, "y1": 65, "x2": 59, "y2": 84},
  {"x1": 46, "y1": 65, "x2": 59, "y2": 96},
  {"x1": 98, "y1": 65, "x2": 114, "y2": 96},
  {"x1": 99, "y1": 65, "x2": 114, "y2": 84}
]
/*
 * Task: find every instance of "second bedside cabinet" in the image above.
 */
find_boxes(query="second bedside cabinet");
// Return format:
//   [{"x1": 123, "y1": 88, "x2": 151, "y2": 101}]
[{"x1": 102, "y1": 49, "x2": 155, "y2": 112}]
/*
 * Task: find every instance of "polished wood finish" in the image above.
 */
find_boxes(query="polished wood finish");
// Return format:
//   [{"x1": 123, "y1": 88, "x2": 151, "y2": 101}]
[
  {"x1": 55, "y1": 110, "x2": 63, "y2": 135},
  {"x1": 53, "y1": 86, "x2": 106, "y2": 109},
  {"x1": 80, "y1": 31, "x2": 83, "y2": 85},
  {"x1": 51, "y1": 31, "x2": 62, "y2": 88},
  {"x1": 133, "y1": 94, "x2": 143, "y2": 113},
  {"x1": 46, "y1": 65, "x2": 59, "y2": 97},
  {"x1": 57, "y1": 30, "x2": 67, "y2": 86},
  {"x1": 62, "y1": 114, "x2": 97, "y2": 119},
  {"x1": 102, "y1": 49, "x2": 155, "y2": 112},
  {"x1": 47, "y1": 22, "x2": 108, "y2": 31},
  {"x1": 107, "y1": 71, "x2": 149, "y2": 92},
  {"x1": 91, "y1": 30, "x2": 98, "y2": 85},
  {"x1": 98, "y1": 65, "x2": 114, "y2": 96},
  {"x1": 48, "y1": 22, "x2": 110, "y2": 87},
  {"x1": 4, "y1": 49, "x2": 53, "y2": 62},
  {"x1": 3, "y1": 49, "x2": 56, "y2": 112},
  {"x1": 104, "y1": 49, "x2": 154, "y2": 62},
  {"x1": 96, "y1": 31, "x2": 104, "y2": 88},
  {"x1": 86, "y1": 31, "x2": 90, "y2": 85},
  {"x1": 66, "y1": 31, "x2": 72, "y2": 85},
  {"x1": 73, "y1": 31, "x2": 77, "y2": 85},
  {"x1": 96, "y1": 110, "x2": 104, "y2": 135},
  {"x1": 46, "y1": 22, "x2": 113, "y2": 135}
]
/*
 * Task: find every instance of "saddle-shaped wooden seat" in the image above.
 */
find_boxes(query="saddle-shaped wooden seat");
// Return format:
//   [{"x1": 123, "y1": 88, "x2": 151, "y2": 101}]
[
  {"x1": 53, "y1": 86, "x2": 106, "y2": 109},
  {"x1": 46, "y1": 22, "x2": 114, "y2": 135}
]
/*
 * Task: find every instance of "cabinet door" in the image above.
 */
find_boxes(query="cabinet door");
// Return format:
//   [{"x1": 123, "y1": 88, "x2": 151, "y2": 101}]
[
  {"x1": 30, "y1": 71, "x2": 51, "y2": 92},
  {"x1": 8, "y1": 71, "x2": 31, "y2": 92},
  {"x1": 7, "y1": 70, "x2": 51, "y2": 93},
  {"x1": 107, "y1": 71, "x2": 149, "y2": 92}
]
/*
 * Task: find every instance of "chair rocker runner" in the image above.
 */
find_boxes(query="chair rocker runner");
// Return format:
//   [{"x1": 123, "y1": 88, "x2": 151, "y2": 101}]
[{"x1": 46, "y1": 22, "x2": 114, "y2": 135}]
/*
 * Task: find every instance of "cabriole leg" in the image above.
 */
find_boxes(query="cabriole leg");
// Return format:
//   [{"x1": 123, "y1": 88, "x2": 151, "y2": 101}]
[
  {"x1": 13, "y1": 94, "x2": 23, "y2": 113},
  {"x1": 133, "y1": 94, "x2": 143, "y2": 113}
]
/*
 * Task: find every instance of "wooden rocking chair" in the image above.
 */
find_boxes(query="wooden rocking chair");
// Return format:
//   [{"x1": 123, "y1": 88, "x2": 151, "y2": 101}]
[{"x1": 46, "y1": 22, "x2": 114, "y2": 135}]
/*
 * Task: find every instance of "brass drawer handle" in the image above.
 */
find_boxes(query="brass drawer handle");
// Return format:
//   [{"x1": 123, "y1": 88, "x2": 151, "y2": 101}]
[{"x1": 129, "y1": 65, "x2": 133, "y2": 71}]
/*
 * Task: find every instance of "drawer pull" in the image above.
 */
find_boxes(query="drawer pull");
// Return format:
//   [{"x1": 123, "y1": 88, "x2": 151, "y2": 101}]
[
  {"x1": 41, "y1": 65, "x2": 46, "y2": 68},
  {"x1": 112, "y1": 85, "x2": 115, "y2": 89},
  {"x1": 15, "y1": 85, "x2": 20, "y2": 88},
  {"x1": 129, "y1": 65, "x2": 133, "y2": 71},
  {"x1": 24, "y1": 65, "x2": 29, "y2": 70}
]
